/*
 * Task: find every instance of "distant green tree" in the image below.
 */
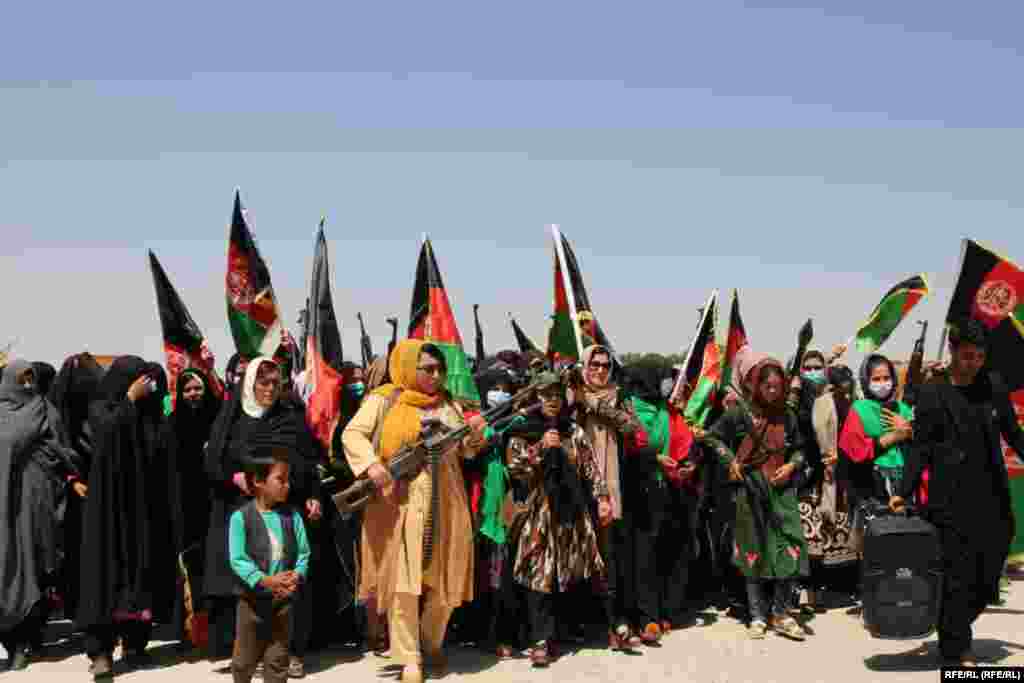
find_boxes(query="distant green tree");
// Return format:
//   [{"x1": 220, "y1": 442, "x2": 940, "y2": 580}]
[{"x1": 619, "y1": 352, "x2": 687, "y2": 369}]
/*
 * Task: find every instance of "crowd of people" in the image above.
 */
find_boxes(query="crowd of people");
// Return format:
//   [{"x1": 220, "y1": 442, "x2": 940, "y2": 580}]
[{"x1": 0, "y1": 317, "x2": 1021, "y2": 681}]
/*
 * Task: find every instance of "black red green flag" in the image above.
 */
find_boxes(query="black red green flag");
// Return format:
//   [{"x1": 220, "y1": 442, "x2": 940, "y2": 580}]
[
  {"x1": 509, "y1": 313, "x2": 540, "y2": 354},
  {"x1": 721, "y1": 289, "x2": 749, "y2": 392},
  {"x1": 303, "y1": 221, "x2": 345, "y2": 455},
  {"x1": 671, "y1": 291, "x2": 721, "y2": 427},
  {"x1": 409, "y1": 237, "x2": 480, "y2": 404},
  {"x1": 853, "y1": 274, "x2": 930, "y2": 353},
  {"x1": 947, "y1": 239, "x2": 1024, "y2": 558},
  {"x1": 547, "y1": 225, "x2": 613, "y2": 363},
  {"x1": 226, "y1": 190, "x2": 283, "y2": 359},
  {"x1": 148, "y1": 250, "x2": 223, "y2": 408},
  {"x1": 947, "y1": 239, "x2": 1024, "y2": 393}
]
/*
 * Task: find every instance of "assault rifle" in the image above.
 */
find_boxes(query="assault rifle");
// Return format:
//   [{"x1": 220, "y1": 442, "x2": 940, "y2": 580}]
[
  {"x1": 786, "y1": 318, "x2": 814, "y2": 408},
  {"x1": 357, "y1": 312, "x2": 374, "y2": 370},
  {"x1": 332, "y1": 380, "x2": 543, "y2": 515},
  {"x1": 903, "y1": 320, "x2": 928, "y2": 405},
  {"x1": 386, "y1": 317, "x2": 399, "y2": 359}
]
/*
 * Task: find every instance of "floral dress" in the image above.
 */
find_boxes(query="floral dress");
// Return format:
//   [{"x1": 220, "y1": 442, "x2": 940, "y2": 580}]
[
  {"x1": 703, "y1": 407, "x2": 809, "y2": 580},
  {"x1": 507, "y1": 426, "x2": 608, "y2": 594}
]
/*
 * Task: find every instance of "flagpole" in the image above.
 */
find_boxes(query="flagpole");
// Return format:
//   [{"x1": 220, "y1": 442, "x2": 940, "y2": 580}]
[
  {"x1": 550, "y1": 224, "x2": 586, "y2": 360},
  {"x1": 937, "y1": 240, "x2": 969, "y2": 363},
  {"x1": 936, "y1": 326, "x2": 949, "y2": 363},
  {"x1": 671, "y1": 290, "x2": 717, "y2": 403}
]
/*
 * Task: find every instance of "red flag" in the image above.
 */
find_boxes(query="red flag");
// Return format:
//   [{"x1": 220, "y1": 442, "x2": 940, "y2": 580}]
[{"x1": 304, "y1": 221, "x2": 345, "y2": 455}]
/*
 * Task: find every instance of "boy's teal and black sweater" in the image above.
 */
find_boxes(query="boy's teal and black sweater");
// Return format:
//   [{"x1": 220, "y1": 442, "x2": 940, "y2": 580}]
[{"x1": 229, "y1": 500, "x2": 311, "y2": 600}]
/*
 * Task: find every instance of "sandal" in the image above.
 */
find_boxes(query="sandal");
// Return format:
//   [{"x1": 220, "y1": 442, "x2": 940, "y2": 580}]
[
  {"x1": 748, "y1": 620, "x2": 767, "y2": 639},
  {"x1": 530, "y1": 642, "x2": 551, "y2": 668},
  {"x1": 641, "y1": 622, "x2": 662, "y2": 645},
  {"x1": 770, "y1": 616, "x2": 806, "y2": 641}
]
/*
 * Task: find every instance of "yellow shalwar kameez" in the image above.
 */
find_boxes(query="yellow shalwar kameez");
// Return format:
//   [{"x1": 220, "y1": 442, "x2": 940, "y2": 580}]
[{"x1": 342, "y1": 340, "x2": 484, "y2": 667}]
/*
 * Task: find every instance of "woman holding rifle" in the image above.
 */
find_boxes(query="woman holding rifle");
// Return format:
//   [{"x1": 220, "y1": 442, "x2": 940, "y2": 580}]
[
  {"x1": 341, "y1": 340, "x2": 488, "y2": 683},
  {"x1": 700, "y1": 351, "x2": 810, "y2": 642},
  {"x1": 504, "y1": 371, "x2": 611, "y2": 667}
]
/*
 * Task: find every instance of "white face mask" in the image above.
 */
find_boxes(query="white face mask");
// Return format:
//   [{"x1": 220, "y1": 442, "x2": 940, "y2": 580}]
[
  {"x1": 869, "y1": 380, "x2": 893, "y2": 400},
  {"x1": 660, "y1": 378, "x2": 675, "y2": 400},
  {"x1": 487, "y1": 389, "x2": 512, "y2": 407}
]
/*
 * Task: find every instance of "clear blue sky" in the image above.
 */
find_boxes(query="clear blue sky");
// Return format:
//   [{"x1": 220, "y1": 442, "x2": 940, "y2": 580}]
[{"x1": 3, "y1": 1, "x2": 1024, "y2": 370}]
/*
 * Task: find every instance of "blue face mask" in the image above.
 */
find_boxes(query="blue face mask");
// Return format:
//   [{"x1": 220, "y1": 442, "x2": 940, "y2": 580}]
[
  {"x1": 349, "y1": 382, "x2": 366, "y2": 398},
  {"x1": 487, "y1": 389, "x2": 512, "y2": 407},
  {"x1": 803, "y1": 369, "x2": 826, "y2": 385}
]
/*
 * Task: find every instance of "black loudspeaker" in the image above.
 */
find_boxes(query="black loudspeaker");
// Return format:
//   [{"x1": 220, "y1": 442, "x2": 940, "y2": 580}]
[{"x1": 860, "y1": 507, "x2": 943, "y2": 639}]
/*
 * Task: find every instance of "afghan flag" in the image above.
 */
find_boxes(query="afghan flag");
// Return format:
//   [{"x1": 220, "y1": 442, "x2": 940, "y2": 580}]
[
  {"x1": 720, "y1": 289, "x2": 749, "y2": 393},
  {"x1": 304, "y1": 221, "x2": 345, "y2": 455},
  {"x1": 947, "y1": 240, "x2": 1024, "y2": 559},
  {"x1": 409, "y1": 237, "x2": 480, "y2": 405},
  {"x1": 674, "y1": 291, "x2": 721, "y2": 427},
  {"x1": 509, "y1": 313, "x2": 540, "y2": 354},
  {"x1": 547, "y1": 225, "x2": 613, "y2": 363},
  {"x1": 226, "y1": 190, "x2": 284, "y2": 359},
  {"x1": 853, "y1": 274, "x2": 930, "y2": 353},
  {"x1": 148, "y1": 250, "x2": 223, "y2": 408},
  {"x1": 947, "y1": 240, "x2": 1024, "y2": 389}
]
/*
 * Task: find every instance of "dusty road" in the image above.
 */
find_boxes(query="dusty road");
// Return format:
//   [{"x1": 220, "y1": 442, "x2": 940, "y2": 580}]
[{"x1": 6, "y1": 583, "x2": 1022, "y2": 682}]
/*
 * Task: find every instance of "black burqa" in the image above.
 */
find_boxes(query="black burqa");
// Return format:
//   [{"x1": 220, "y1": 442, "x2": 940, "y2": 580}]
[
  {"x1": 76, "y1": 356, "x2": 182, "y2": 631},
  {"x1": 31, "y1": 362, "x2": 57, "y2": 400},
  {"x1": 1, "y1": 360, "x2": 80, "y2": 634},
  {"x1": 49, "y1": 353, "x2": 105, "y2": 477},
  {"x1": 48, "y1": 352, "x2": 105, "y2": 618}
]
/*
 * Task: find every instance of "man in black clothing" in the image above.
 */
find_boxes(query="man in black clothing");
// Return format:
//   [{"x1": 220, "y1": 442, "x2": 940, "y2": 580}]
[{"x1": 891, "y1": 319, "x2": 1024, "y2": 667}]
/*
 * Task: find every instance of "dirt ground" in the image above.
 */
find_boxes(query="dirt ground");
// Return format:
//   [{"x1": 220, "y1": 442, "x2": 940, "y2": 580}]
[{"x1": 5, "y1": 583, "x2": 1022, "y2": 683}]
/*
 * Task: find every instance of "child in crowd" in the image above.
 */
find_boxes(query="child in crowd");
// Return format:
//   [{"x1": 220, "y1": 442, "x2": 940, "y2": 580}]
[{"x1": 229, "y1": 449, "x2": 310, "y2": 683}]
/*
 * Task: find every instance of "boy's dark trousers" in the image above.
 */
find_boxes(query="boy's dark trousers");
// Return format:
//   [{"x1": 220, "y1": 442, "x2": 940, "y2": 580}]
[{"x1": 232, "y1": 597, "x2": 292, "y2": 683}]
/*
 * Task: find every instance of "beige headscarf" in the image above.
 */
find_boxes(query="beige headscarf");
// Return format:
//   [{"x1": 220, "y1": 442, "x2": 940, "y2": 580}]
[
  {"x1": 578, "y1": 345, "x2": 624, "y2": 519},
  {"x1": 723, "y1": 344, "x2": 768, "y2": 407},
  {"x1": 241, "y1": 357, "x2": 278, "y2": 419}
]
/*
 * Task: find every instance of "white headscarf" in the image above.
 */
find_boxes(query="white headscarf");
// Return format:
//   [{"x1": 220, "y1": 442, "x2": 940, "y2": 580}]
[{"x1": 242, "y1": 356, "x2": 278, "y2": 419}]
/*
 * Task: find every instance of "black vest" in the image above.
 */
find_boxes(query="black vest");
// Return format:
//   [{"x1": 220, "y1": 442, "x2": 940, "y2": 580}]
[{"x1": 233, "y1": 501, "x2": 299, "y2": 600}]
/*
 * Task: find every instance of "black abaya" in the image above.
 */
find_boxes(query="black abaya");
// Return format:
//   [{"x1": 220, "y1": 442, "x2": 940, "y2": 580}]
[
  {"x1": 166, "y1": 369, "x2": 222, "y2": 641},
  {"x1": 76, "y1": 357, "x2": 182, "y2": 636},
  {"x1": 48, "y1": 352, "x2": 105, "y2": 619}
]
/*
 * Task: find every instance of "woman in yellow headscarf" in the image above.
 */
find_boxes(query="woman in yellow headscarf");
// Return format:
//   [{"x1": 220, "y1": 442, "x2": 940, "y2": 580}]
[{"x1": 342, "y1": 340, "x2": 487, "y2": 683}]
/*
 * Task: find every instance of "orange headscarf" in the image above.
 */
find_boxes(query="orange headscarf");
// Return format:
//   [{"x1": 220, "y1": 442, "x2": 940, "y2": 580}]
[{"x1": 372, "y1": 339, "x2": 446, "y2": 462}]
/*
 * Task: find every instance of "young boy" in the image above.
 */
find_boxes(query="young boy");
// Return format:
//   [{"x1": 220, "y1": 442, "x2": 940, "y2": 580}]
[{"x1": 229, "y1": 448, "x2": 311, "y2": 683}]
